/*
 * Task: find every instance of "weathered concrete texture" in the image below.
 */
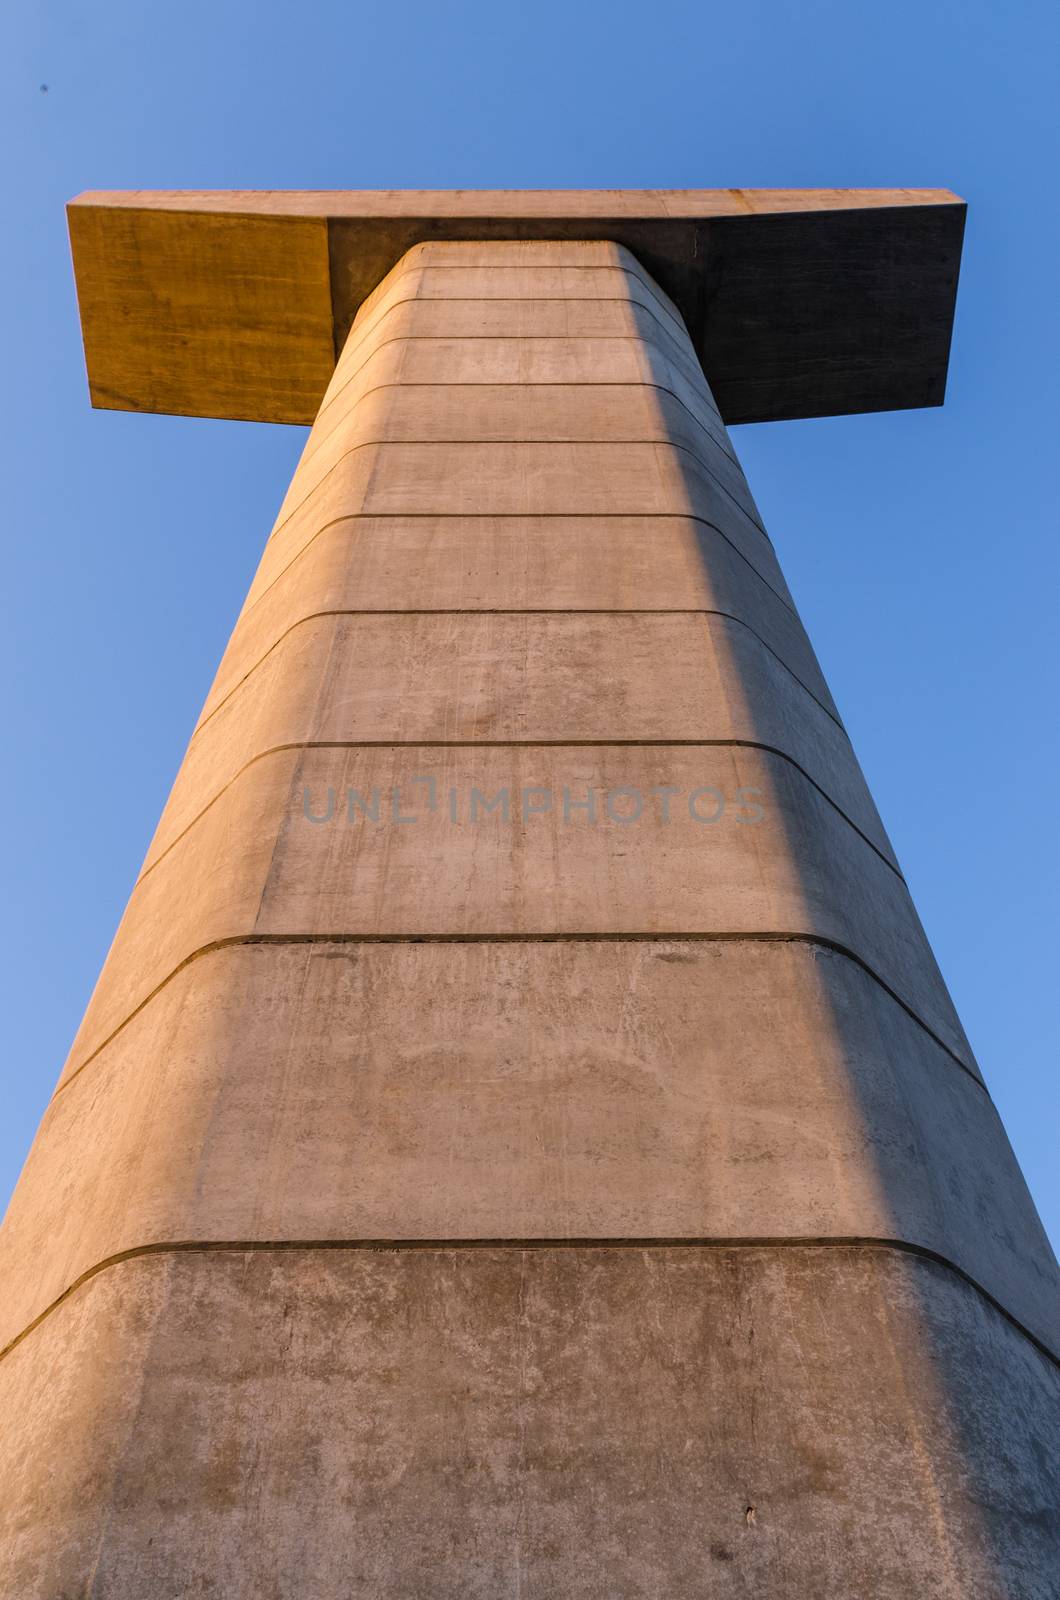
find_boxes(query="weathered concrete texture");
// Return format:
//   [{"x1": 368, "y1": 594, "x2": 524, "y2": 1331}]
[
  {"x1": 311, "y1": 305, "x2": 727, "y2": 459},
  {"x1": 268, "y1": 439, "x2": 765, "y2": 531},
  {"x1": 145, "y1": 613, "x2": 880, "y2": 870},
  {"x1": 5, "y1": 235, "x2": 1058, "y2": 1592},
  {"x1": 353, "y1": 240, "x2": 688, "y2": 325},
  {"x1": 249, "y1": 495, "x2": 791, "y2": 627},
  {"x1": 306, "y1": 341, "x2": 734, "y2": 466},
  {"x1": 60, "y1": 743, "x2": 970, "y2": 1080},
  {"x1": 2, "y1": 1247, "x2": 1059, "y2": 1598},
  {"x1": 280, "y1": 387, "x2": 764, "y2": 529},
  {"x1": 2, "y1": 941, "x2": 1057, "y2": 1359},
  {"x1": 212, "y1": 514, "x2": 815, "y2": 716}
]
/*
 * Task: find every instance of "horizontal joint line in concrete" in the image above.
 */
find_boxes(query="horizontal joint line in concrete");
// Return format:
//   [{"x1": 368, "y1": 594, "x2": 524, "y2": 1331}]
[
  {"x1": 350, "y1": 268, "x2": 688, "y2": 340},
  {"x1": 316, "y1": 324, "x2": 720, "y2": 439},
  {"x1": 317, "y1": 323, "x2": 717, "y2": 436},
  {"x1": 356, "y1": 257, "x2": 689, "y2": 340},
  {"x1": 3, "y1": 1235, "x2": 1052, "y2": 1374},
  {"x1": 55, "y1": 932, "x2": 979, "y2": 1113},
  {"x1": 239, "y1": 513, "x2": 800, "y2": 639},
  {"x1": 135, "y1": 737, "x2": 896, "y2": 890},
  {"x1": 302, "y1": 379, "x2": 739, "y2": 475},
  {"x1": 266, "y1": 439, "x2": 770, "y2": 551},
  {"x1": 193, "y1": 608, "x2": 844, "y2": 741},
  {"x1": 357, "y1": 272, "x2": 690, "y2": 354},
  {"x1": 336, "y1": 293, "x2": 696, "y2": 393}
]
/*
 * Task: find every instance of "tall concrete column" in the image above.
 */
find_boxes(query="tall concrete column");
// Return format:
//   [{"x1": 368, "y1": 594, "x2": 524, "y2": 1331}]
[{"x1": 3, "y1": 219, "x2": 1060, "y2": 1595}]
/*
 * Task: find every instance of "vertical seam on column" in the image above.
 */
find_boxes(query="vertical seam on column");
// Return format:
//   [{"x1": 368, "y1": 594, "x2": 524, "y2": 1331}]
[{"x1": 325, "y1": 217, "x2": 340, "y2": 367}]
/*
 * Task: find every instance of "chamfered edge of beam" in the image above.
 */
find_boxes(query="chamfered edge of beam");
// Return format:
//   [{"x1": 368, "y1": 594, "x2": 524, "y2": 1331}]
[{"x1": 67, "y1": 187, "x2": 964, "y2": 219}]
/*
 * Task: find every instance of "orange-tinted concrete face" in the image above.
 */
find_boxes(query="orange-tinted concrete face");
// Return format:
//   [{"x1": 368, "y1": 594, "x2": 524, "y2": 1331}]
[{"x1": 3, "y1": 239, "x2": 1059, "y2": 1594}]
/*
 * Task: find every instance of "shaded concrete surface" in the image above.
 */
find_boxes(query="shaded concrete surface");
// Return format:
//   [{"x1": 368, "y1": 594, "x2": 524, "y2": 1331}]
[
  {"x1": 54, "y1": 743, "x2": 971, "y2": 1079},
  {"x1": 2, "y1": 238, "x2": 1057, "y2": 1593},
  {"x1": 205, "y1": 511, "x2": 819, "y2": 720},
  {"x1": 2, "y1": 1248, "x2": 1059, "y2": 1597},
  {"x1": 1, "y1": 941, "x2": 1056, "y2": 1358},
  {"x1": 144, "y1": 612, "x2": 883, "y2": 868},
  {"x1": 205, "y1": 554, "x2": 831, "y2": 722}
]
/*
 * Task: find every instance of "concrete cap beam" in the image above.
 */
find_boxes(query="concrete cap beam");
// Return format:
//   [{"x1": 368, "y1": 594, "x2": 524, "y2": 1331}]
[{"x1": 66, "y1": 188, "x2": 965, "y2": 425}]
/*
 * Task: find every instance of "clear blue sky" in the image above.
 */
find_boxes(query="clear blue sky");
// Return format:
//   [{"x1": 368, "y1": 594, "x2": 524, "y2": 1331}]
[{"x1": 2, "y1": 1, "x2": 1058, "y2": 1243}]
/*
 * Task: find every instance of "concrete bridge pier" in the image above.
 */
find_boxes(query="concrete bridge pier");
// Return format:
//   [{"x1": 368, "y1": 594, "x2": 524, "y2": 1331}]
[{"x1": 2, "y1": 193, "x2": 1059, "y2": 1596}]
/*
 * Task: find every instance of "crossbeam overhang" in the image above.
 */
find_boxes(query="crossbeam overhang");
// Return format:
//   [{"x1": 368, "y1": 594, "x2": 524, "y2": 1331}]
[{"x1": 67, "y1": 188, "x2": 966, "y2": 426}]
